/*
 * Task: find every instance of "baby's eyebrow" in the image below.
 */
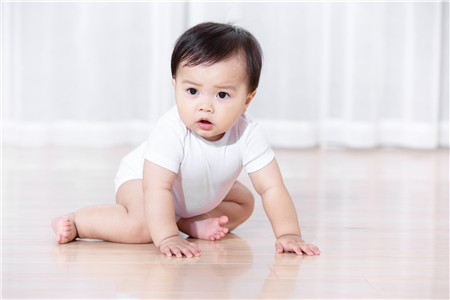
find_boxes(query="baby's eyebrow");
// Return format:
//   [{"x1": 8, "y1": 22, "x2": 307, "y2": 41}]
[
  {"x1": 214, "y1": 85, "x2": 237, "y2": 92},
  {"x1": 181, "y1": 80, "x2": 237, "y2": 92},
  {"x1": 182, "y1": 79, "x2": 202, "y2": 86}
]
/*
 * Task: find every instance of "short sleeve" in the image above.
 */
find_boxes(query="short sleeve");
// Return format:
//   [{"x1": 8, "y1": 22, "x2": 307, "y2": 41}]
[
  {"x1": 242, "y1": 121, "x2": 275, "y2": 173},
  {"x1": 143, "y1": 108, "x2": 185, "y2": 174}
]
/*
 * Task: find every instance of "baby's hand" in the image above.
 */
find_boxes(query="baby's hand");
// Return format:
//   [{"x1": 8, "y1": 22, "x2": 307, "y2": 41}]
[
  {"x1": 158, "y1": 236, "x2": 201, "y2": 258},
  {"x1": 275, "y1": 234, "x2": 320, "y2": 256}
]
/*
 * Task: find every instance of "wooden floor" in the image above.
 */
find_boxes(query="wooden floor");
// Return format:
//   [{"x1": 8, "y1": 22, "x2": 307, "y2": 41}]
[{"x1": 2, "y1": 146, "x2": 449, "y2": 299}]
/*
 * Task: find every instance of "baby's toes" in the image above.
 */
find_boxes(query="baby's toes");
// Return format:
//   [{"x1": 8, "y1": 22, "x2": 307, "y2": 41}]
[{"x1": 62, "y1": 226, "x2": 71, "y2": 235}]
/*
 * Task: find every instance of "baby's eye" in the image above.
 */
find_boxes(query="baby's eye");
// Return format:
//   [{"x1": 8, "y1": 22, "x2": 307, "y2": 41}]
[
  {"x1": 217, "y1": 92, "x2": 230, "y2": 99},
  {"x1": 187, "y1": 88, "x2": 198, "y2": 95}
]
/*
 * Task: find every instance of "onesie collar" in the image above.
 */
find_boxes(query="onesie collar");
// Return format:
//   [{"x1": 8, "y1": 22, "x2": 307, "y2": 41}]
[{"x1": 193, "y1": 129, "x2": 231, "y2": 147}]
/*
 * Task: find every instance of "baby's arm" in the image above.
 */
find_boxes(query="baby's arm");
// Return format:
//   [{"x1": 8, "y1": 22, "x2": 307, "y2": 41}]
[
  {"x1": 249, "y1": 159, "x2": 320, "y2": 256},
  {"x1": 143, "y1": 160, "x2": 200, "y2": 258}
]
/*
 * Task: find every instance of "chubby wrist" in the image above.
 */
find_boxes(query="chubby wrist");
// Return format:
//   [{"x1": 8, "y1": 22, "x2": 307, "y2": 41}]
[
  {"x1": 276, "y1": 233, "x2": 302, "y2": 240},
  {"x1": 153, "y1": 234, "x2": 180, "y2": 248}
]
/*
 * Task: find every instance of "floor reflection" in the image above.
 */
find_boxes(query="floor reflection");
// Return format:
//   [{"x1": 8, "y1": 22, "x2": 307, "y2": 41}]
[
  {"x1": 258, "y1": 253, "x2": 310, "y2": 298},
  {"x1": 51, "y1": 233, "x2": 315, "y2": 298},
  {"x1": 53, "y1": 234, "x2": 256, "y2": 297}
]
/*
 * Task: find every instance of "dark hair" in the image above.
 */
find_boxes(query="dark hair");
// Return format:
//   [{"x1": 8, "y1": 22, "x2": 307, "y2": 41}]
[{"x1": 171, "y1": 22, "x2": 263, "y2": 93}]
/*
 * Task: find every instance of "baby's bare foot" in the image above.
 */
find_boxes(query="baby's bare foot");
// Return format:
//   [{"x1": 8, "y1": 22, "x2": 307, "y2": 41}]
[
  {"x1": 51, "y1": 217, "x2": 78, "y2": 244},
  {"x1": 191, "y1": 216, "x2": 229, "y2": 241}
]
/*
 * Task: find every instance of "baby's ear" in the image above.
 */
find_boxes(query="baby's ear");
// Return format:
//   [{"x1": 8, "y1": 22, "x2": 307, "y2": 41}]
[
  {"x1": 246, "y1": 90, "x2": 257, "y2": 105},
  {"x1": 171, "y1": 78, "x2": 176, "y2": 87},
  {"x1": 243, "y1": 90, "x2": 257, "y2": 113}
]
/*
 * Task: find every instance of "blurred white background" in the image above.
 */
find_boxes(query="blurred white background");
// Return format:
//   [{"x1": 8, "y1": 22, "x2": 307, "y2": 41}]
[{"x1": 2, "y1": 1, "x2": 449, "y2": 149}]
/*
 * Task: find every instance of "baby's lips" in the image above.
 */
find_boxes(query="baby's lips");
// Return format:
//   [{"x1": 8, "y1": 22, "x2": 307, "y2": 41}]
[{"x1": 197, "y1": 119, "x2": 214, "y2": 130}]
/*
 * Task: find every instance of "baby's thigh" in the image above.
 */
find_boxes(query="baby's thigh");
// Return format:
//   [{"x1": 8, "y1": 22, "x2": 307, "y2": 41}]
[
  {"x1": 224, "y1": 181, "x2": 255, "y2": 206},
  {"x1": 116, "y1": 179, "x2": 146, "y2": 219}
]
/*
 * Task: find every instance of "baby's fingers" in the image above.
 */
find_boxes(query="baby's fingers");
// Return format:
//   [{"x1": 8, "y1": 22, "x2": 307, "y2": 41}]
[
  {"x1": 309, "y1": 244, "x2": 320, "y2": 255},
  {"x1": 171, "y1": 247, "x2": 184, "y2": 258},
  {"x1": 275, "y1": 241, "x2": 301, "y2": 255},
  {"x1": 275, "y1": 241, "x2": 285, "y2": 253},
  {"x1": 179, "y1": 243, "x2": 201, "y2": 258},
  {"x1": 161, "y1": 246, "x2": 173, "y2": 257},
  {"x1": 293, "y1": 244, "x2": 305, "y2": 256},
  {"x1": 160, "y1": 244, "x2": 182, "y2": 257},
  {"x1": 275, "y1": 236, "x2": 320, "y2": 256},
  {"x1": 189, "y1": 242, "x2": 201, "y2": 256},
  {"x1": 282, "y1": 242, "x2": 303, "y2": 255},
  {"x1": 161, "y1": 244, "x2": 200, "y2": 258},
  {"x1": 299, "y1": 243, "x2": 320, "y2": 256},
  {"x1": 299, "y1": 244, "x2": 314, "y2": 256}
]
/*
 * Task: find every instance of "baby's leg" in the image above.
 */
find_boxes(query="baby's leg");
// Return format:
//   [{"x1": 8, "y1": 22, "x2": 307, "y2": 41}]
[
  {"x1": 51, "y1": 179, "x2": 151, "y2": 244},
  {"x1": 177, "y1": 181, "x2": 255, "y2": 241}
]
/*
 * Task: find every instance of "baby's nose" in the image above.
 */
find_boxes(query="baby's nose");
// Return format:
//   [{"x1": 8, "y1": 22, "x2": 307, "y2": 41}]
[{"x1": 199, "y1": 99, "x2": 214, "y2": 113}]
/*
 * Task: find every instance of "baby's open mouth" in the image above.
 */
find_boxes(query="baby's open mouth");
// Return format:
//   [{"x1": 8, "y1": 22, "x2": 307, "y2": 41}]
[{"x1": 198, "y1": 119, "x2": 213, "y2": 130}]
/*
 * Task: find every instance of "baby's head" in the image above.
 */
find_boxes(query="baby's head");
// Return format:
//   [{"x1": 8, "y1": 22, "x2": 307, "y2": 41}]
[
  {"x1": 170, "y1": 22, "x2": 263, "y2": 141},
  {"x1": 171, "y1": 22, "x2": 263, "y2": 94}
]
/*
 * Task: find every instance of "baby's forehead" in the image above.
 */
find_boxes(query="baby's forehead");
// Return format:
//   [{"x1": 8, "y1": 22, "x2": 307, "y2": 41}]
[
  {"x1": 180, "y1": 52, "x2": 247, "y2": 70},
  {"x1": 179, "y1": 57, "x2": 250, "y2": 86}
]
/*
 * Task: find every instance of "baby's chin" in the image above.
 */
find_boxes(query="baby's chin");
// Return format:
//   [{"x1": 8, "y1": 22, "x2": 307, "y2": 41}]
[
  {"x1": 194, "y1": 129, "x2": 225, "y2": 142},
  {"x1": 200, "y1": 132, "x2": 225, "y2": 142}
]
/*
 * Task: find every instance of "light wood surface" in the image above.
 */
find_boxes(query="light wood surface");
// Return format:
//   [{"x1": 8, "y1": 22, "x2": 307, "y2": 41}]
[{"x1": 2, "y1": 146, "x2": 449, "y2": 299}]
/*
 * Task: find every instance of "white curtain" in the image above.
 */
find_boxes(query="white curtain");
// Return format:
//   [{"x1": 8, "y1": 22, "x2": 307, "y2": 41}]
[{"x1": 3, "y1": 2, "x2": 448, "y2": 149}]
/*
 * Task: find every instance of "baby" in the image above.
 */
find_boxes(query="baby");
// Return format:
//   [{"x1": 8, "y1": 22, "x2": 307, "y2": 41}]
[{"x1": 52, "y1": 22, "x2": 320, "y2": 258}]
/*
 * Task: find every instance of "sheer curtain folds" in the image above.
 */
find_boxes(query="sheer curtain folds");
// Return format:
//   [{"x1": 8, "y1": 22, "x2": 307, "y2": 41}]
[{"x1": 2, "y1": 2, "x2": 448, "y2": 148}]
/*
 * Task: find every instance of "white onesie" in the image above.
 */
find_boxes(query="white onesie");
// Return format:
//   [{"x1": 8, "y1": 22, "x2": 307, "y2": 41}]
[{"x1": 114, "y1": 106, "x2": 274, "y2": 219}]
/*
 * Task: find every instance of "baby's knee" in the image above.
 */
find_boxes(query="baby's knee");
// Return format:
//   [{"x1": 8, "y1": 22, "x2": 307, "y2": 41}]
[
  {"x1": 240, "y1": 185, "x2": 255, "y2": 214},
  {"x1": 128, "y1": 220, "x2": 152, "y2": 244},
  {"x1": 245, "y1": 188, "x2": 255, "y2": 208},
  {"x1": 226, "y1": 181, "x2": 255, "y2": 214}
]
